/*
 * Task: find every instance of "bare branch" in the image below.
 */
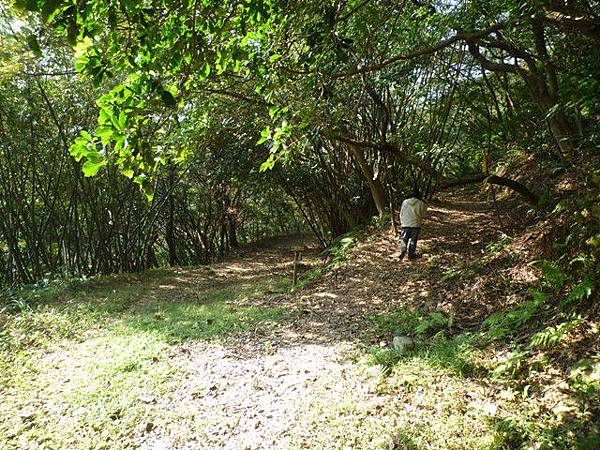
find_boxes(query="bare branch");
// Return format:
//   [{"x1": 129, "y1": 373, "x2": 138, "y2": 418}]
[
  {"x1": 437, "y1": 174, "x2": 539, "y2": 205},
  {"x1": 542, "y1": 8, "x2": 600, "y2": 41},
  {"x1": 467, "y1": 43, "x2": 520, "y2": 74},
  {"x1": 331, "y1": 22, "x2": 506, "y2": 79}
]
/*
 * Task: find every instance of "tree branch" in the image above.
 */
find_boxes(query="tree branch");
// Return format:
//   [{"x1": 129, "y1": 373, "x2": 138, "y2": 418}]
[
  {"x1": 329, "y1": 136, "x2": 539, "y2": 205},
  {"x1": 331, "y1": 22, "x2": 506, "y2": 79},
  {"x1": 436, "y1": 174, "x2": 539, "y2": 205},
  {"x1": 542, "y1": 8, "x2": 600, "y2": 42},
  {"x1": 467, "y1": 43, "x2": 520, "y2": 74},
  {"x1": 24, "y1": 71, "x2": 78, "y2": 77},
  {"x1": 198, "y1": 87, "x2": 273, "y2": 107}
]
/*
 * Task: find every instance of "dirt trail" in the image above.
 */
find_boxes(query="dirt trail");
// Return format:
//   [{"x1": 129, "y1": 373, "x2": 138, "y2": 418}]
[{"x1": 139, "y1": 196, "x2": 503, "y2": 449}]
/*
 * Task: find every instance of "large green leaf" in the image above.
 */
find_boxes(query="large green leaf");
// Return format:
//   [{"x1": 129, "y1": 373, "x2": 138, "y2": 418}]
[
  {"x1": 82, "y1": 158, "x2": 107, "y2": 177},
  {"x1": 26, "y1": 35, "x2": 42, "y2": 57}
]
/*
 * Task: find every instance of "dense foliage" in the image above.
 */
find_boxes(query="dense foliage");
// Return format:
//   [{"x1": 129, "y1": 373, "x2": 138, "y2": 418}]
[{"x1": 1, "y1": 0, "x2": 599, "y2": 286}]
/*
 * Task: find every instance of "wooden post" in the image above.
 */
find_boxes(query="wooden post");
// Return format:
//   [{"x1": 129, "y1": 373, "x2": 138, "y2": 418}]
[
  {"x1": 292, "y1": 250, "x2": 300, "y2": 286},
  {"x1": 389, "y1": 196, "x2": 397, "y2": 237}
]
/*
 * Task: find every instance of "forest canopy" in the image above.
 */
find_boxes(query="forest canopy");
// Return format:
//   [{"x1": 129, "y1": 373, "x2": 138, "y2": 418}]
[{"x1": 1, "y1": 0, "x2": 599, "y2": 283}]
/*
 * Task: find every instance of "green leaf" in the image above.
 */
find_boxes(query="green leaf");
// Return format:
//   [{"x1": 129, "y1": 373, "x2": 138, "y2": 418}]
[
  {"x1": 95, "y1": 125, "x2": 114, "y2": 146},
  {"x1": 110, "y1": 113, "x2": 122, "y2": 131},
  {"x1": 160, "y1": 90, "x2": 176, "y2": 107},
  {"x1": 133, "y1": 174, "x2": 154, "y2": 201},
  {"x1": 268, "y1": 106, "x2": 280, "y2": 119},
  {"x1": 82, "y1": 158, "x2": 107, "y2": 177},
  {"x1": 69, "y1": 143, "x2": 87, "y2": 162},
  {"x1": 257, "y1": 126, "x2": 270, "y2": 144},
  {"x1": 121, "y1": 168, "x2": 135, "y2": 178},
  {"x1": 564, "y1": 277, "x2": 595, "y2": 304},
  {"x1": 530, "y1": 260, "x2": 570, "y2": 290},
  {"x1": 259, "y1": 153, "x2": 276, "y2": 172},
  {"x1": 118, "y1": 111, "x2": 127, "y2": 130},
  {"x1": 26, "y1": 35, "x2": 43, "y2": 57},
  {"x1": 113, "y1": 132, "x2": 126, "y2": 150}
]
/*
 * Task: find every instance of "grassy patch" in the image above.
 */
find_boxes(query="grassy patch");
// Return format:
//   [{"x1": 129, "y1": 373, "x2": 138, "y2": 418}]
[
  {"x1": 1, "y1": 330, "x2": 175, "y2": 449},
  {"x1": 481, "y1": 290, "x2": 548, "y2": 342},
  {"x1": 368, "y1": 308, "x2": 454, "y2": 338},
  {"x1": 366, "y1": 330, "x2": 477, "y2": 381},
  {"x1": 295, "y1": 230, "x2": 361, "y2": 289},
  {"x1": 440, "y1": 259, "x2": 481, "y2": 282},
  {"x1": 0, "y1": 270, "x2": 290, "y2": 449},
  {"x1": 1, "y1": 273, "x2": 289, "y2": 350},
  {"x1": 365, "y1": 308, "x2": 476, "y2": 375},
  {"x1": 362, "y1": 301, "x2": 600, "y2": 449},
  {"x1": 292, "y1": 357, "x2": 502, "y2": 449},
  {"x1": 485, "y1": 234, "x2": 514, "y2": 253},
  {"x1": 125, "y1": 286, "x2": 285, "y2": 342},
  {"x1": 378, "y1": 333, "x2": 476, "y2": 376}
]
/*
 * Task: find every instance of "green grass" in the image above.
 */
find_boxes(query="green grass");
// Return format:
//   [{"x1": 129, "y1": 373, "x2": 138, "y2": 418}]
[
  {"x1": 2, "y1": 332, "x2": 174, "y2": 449},
  {"x1": 0, "y1": 271, "x2": 290, "y2": 449},
  {"x1": 368, "y1": 308, "x2": 454, "y2": 338},
  {"x1": 125, "y1": 289, "x2": 284, "y2": 342},
  {"x1": 0, "y1": 273, "x2": 289, "y2": 351},
  {"x1": 359, "y1": 303, "x2": 600, "y2": 449},
  {"x1": 292, "y1": 352, "x2": 502, "y2": 449}
]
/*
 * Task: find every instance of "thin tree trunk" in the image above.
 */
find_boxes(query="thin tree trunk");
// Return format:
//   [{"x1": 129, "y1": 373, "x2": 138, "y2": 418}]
[{"x1": 348, "y1": 143, "x2": 388, "y2": 216}]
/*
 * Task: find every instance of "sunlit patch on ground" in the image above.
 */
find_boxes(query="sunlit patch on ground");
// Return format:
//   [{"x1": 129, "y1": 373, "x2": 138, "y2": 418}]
[{"x1": 1, "y1": 203, "x2": 598, "y2": 449}]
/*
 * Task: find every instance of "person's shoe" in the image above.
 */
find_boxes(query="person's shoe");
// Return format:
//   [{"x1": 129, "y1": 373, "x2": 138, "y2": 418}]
[
  {"x1": 408, "y1": 254, "x2": 420, "y2": 260},
  {"x1": 399, "y1": 251, "x2": 406, "y2": 260}
]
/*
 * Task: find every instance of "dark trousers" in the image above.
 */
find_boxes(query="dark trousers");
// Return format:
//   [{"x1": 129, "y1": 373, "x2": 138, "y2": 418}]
[{"x1": 400, "y1": 227, "x2": 420, "y2": 258}]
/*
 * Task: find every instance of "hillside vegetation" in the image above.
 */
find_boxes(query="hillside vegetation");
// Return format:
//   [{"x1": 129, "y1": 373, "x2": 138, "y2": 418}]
[{"x1": 1, "y1": 0, "x2": 599, "y2": 448}]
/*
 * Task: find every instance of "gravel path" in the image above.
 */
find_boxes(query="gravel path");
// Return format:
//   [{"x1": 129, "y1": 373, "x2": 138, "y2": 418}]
[{"x1": 137, "y1": 197, "x2": 501, "y2": 449}]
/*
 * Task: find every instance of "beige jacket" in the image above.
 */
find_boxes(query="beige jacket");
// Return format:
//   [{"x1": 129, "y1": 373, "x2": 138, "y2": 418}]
[{"x1": 400, "y1": 197, "x2": 426, "y2": 228}]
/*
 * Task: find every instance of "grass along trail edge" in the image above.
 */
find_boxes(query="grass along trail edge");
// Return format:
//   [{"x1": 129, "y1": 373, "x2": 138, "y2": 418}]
[{"x1": 1, "y1": 199, "x2": 598, "y2": 449}]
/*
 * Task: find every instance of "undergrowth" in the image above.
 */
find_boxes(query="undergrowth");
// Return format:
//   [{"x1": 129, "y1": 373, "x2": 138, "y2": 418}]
[
  {"x1": 361, "y1": 228, "x2": 600, "y2": 449},
  {"x1": 0, "y1": 271, "x2": 290, "y2": 449},
  {"x1": 294, "y1": 229, "x2": 362, "y2": 289}
]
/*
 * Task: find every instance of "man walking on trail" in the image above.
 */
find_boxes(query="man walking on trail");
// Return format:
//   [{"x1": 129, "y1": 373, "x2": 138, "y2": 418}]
[{"x1": 399, "y1": 190, "x2": 426, "y2": 260}]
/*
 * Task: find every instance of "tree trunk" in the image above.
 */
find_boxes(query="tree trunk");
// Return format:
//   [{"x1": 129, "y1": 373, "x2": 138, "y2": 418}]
[
  {"x1": 525, "y1": 73, "x2": 575, "y2": 155},
  {"x1": 348, "y1": 143, "x2": 388, "y2": 216},
  {"x1": 166, "y1": 166, "x2": 178, "y2": 266},
  {"x1": 227, "y1": 217, "x2": 239, "y2": 248}
]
